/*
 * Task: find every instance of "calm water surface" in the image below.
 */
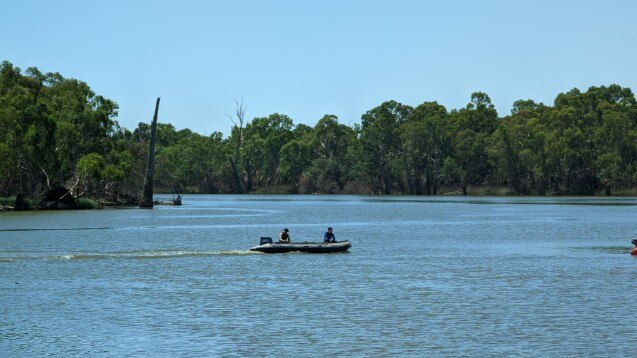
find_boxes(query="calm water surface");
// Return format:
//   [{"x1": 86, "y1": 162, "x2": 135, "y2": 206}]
[{"x1": 1, "y1": 195, "x2": 637, "y2": 357}]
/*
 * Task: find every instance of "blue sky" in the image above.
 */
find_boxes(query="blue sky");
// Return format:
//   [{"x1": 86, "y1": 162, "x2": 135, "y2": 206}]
[{"x1": 2, "y1": 0, "x2": 636, "y2": 135}]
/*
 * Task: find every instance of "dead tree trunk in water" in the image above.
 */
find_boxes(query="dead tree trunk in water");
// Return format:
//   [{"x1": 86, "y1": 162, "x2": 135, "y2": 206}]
[
  {"x1": 141, "y1": 97, "x2": 160, "y2": 208},
  {"x1": 227, "y1": 98, "x2": 246, "y2": 194}
]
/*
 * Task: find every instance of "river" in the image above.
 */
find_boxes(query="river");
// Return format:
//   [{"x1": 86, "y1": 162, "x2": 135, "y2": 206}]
[{"x1": 1, "y1": 195, "x2": 636, "y2": 357}]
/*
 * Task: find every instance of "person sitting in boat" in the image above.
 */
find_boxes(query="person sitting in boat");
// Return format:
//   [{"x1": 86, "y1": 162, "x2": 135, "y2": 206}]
[
  {"x1": 279, "y1": 228, "x2": 290, "y2": 243},
  {"x1": 324, "y1": 227, "x2": 336, "y2": 244}
]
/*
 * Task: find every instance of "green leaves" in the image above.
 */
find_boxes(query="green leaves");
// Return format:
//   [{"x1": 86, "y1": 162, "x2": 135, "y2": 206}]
[
  {"x1": 399, "y1": 103, "x2": 449, "y2": 194},
  {"x1": 278, "y1": 140, "x2": 312, "y2": 183},
  {"x1": 0, "y1": 61, "x2": 120, "y2": 197},
  {"x1": 77, "y1": 153, "x2": 105, "y2": 180},
  {"x1": 2, "y1": 59, "x2": 637, "y2": 197},
  {"x1": 360, "y1": 101, "x2": 413, "y2": 194}
]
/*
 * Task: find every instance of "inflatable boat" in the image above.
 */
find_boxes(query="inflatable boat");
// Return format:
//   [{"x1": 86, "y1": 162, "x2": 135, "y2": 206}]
[{"x1": 250, "y1": 237, "x2": 351, "y2": 254}]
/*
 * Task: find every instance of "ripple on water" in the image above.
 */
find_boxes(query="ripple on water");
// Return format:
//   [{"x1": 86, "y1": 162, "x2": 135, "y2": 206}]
[
  {"x1": 571, "y1": 246, "x2": 632, "y2": 254},
  {"x1": 2, "y1": 195, "x2": 637, "y2": 356}
]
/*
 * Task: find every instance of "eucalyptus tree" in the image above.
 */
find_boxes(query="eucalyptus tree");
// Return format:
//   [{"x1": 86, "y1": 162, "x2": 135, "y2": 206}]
[
  {"x1": 241, "y1": 113, "x2": 294, "y2": 189},
  {"x1": 226, "y1": 99, "x2": 246, "y2": 193},
  {"x1": 276, "y1": 122, "x2": 316, "y2": 187},
  {"x1": 448, "y1": 92, "x2": 498, "y2": 195},
  {"x1": 400, "y1": 101, "x2": 449, "y2": 194},
  {"x1": 0, "y1": 61, "x2": 120, "y2": 198},
  {"x1": 360, "y1": 100, "x2": 412, "y2": 194},
  {"x1": 278, "y1": 139, "x2": 313, "y2": 185},
  {"x1": 586, "y1": 85, "x2": 637, "y2": 194},
  {"x1": 303, "y1": 114, "x2": 356, "y2": 192},
  {"x1": 155, "y1": 131, "x2": 226, "y2": 193},
  {"x1": 0, "y1": 62, "x2": 49, "y2": 195},
  {"x1": 488, "y1": 99, "x2": 549, "y2": 194}
]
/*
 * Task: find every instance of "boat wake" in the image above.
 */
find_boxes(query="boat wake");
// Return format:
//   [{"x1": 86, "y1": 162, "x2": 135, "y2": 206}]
[
  {"x1": 571, "y1": 246, "x2": 632, "y2": 254},
  {"x1": 0, "y1": 249, "x2": 258, "y2": 262}
]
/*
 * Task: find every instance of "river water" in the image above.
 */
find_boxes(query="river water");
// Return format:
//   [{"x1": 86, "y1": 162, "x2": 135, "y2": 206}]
[{"x1": 1, "y1": 195, "x2": 636, "y2": 357}]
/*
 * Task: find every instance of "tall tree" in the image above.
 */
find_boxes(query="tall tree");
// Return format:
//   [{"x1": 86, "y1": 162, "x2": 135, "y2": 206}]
[
  {"x1": 448, "y1": 92, "x2": 498, "y2": 195},
  {"x1": 0, "y1": 61, "x2": 120, "y2": 199},
  {"x1": 242, "y1": 113, "x2": 294, "y2": 188},
  {"x1": 400, "y1": 101, "x2": 449, "y2": 194},
  {"x1": 226, "y1": 99, "x2": 247, "y2": 193},
  {"x1": 304, "y1": 115, "x2": 355, "y2": 192},
  {"x1": 360, "y1": 101, "x2": 412, "y2": 194}
]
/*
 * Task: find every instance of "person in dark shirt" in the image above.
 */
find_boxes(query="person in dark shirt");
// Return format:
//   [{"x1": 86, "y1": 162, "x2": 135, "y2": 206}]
[
  {"x1": 323, "y1": 227, "x2": 336, "y2": 243},
  {"x1": 279, "y1": 228, "x2": 290, "y2": 243}
]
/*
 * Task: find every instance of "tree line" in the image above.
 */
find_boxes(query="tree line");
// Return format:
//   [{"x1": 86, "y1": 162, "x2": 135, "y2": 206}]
[{"x1": 1, "y1": 60, "x2": 636, "y2": 203}]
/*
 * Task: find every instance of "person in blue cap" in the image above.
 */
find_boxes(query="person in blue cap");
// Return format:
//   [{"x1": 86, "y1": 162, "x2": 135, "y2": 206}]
[{"x1": 323, "y1": 227, "x2": 336, "y2": 244}]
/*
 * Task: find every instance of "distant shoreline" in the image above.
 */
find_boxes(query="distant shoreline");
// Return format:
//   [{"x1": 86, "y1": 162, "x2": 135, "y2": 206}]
[
  {"x1": 155, "y1": 183, "x2": 637, "y2": 197},
  {"x1": 4, "y1": 186, "x2": 637, "y2": 211}
]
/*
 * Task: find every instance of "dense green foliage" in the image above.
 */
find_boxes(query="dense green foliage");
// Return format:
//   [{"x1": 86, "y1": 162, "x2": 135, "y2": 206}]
[{"x1": 1, "y1": 60, "x2": 636, "y2": 199}]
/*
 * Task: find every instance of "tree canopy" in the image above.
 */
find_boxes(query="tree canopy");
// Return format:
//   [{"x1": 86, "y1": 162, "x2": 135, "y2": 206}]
[{"x1": 1, "y1": 60, "x2": 636, "y2": 200}]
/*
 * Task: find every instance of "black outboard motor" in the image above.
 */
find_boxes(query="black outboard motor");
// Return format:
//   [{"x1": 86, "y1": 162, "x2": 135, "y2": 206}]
[
  {"x1": 631, "y1": 238, "x2": 637, "y2": 246},
  {"x1": 260, "y1": 237, "x2": 273, "y2": 245}
]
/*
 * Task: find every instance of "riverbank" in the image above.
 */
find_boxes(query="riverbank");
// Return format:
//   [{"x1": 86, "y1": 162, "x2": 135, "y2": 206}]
[
  {"x1": 0, "y1": 196, "x2": 103, "y2": 211},
  {"x1": 158, "y1": 183, "x2": 637, "y2": 196},
  {"x1": 3, "y1": 185, "x2": 636, "y2": 211}
]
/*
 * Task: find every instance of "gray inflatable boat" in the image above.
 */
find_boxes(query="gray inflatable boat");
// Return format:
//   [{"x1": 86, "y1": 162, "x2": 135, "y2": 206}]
[{"x1": 250, "y1": 237, "x2": 351, "y2": 254}]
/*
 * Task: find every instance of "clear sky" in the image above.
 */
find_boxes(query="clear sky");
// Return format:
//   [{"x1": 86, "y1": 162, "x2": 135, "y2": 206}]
[{"x1": 2, "y1": 0, "x2": 636, "y2": 135}]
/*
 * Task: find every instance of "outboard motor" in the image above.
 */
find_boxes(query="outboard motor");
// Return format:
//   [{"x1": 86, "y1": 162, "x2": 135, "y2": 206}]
[
  {"x1": 260, "y1": 237, "x2": 273, "y2": 245},
  {"x1": 632, "y1": 238, "x2": 637, "y2": 246}
]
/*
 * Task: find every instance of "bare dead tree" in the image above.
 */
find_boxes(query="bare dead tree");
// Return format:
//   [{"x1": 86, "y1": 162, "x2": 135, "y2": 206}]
[
  {"x1": 41, "y1": 168, "x2": 52, "y2": 191},
  {"x1": 141, "y1": 97, "x2": 160, "y2": 208},
  {"x1": 226, "y1": 98, "x2": 246, "y2": 194},
  {"x1": 65, "y1": 174, "x2": 82, "y2": 197}
]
